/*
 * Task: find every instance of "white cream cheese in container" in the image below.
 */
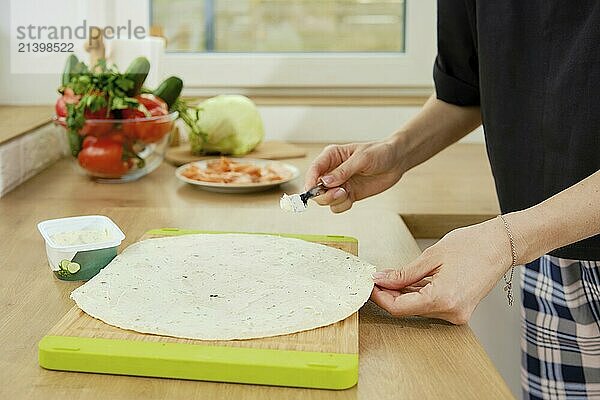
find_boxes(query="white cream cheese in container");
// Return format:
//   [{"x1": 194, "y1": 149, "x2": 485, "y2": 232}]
[{"x1": 37, "y1": 215, "x2": 125, "y2": 281}]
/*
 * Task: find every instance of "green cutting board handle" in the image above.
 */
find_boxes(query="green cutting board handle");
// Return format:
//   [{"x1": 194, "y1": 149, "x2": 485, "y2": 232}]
[
  {"x1": 145, "y1": 228, "x2": 358, "y2": 244},
  {"x1": 39, "y1": 336, "x2": 358, "y2": 389}
]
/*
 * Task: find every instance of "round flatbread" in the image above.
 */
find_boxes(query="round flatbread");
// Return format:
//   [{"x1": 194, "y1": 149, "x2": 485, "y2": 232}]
[{"x1": 70, "y1": 234, "x2": 376, "y2": 340}]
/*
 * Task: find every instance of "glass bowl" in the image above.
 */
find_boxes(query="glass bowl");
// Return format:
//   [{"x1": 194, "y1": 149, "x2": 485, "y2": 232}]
[{"x1": 54, "y1": 112, "x2": 178, "y2": 183}]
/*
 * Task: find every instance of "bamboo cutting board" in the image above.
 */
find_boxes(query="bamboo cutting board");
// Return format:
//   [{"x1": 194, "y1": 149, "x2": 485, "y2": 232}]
[
  {"x1": 39, "y1": 229, "x2": 361, "y2": 389},
  {"x1": 165, "y1": 141, "x2": 307, "y2": 167}
]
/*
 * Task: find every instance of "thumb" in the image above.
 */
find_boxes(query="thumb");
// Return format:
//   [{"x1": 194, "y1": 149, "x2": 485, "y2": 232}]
[
  {"x1": 321, "y1": 154, "x2": 366, "y2": 187},
  {"x1": 372, "y1": 256, "x2": 439, "y2": 290}
]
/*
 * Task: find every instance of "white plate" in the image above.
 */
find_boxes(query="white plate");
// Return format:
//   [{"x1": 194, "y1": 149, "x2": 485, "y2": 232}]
[{"x1": 175, "y1": 158, "x2": 300, "y2": 193}]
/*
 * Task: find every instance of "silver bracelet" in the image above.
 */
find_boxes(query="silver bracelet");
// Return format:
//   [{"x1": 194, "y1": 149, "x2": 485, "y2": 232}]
[{"x1": 498, "y1": 214, "x2": 517, "y2": 306}]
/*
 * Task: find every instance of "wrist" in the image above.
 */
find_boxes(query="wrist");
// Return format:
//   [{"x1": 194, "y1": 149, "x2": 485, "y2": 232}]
[
  {"x1": 384, "y1": 130, "x2": 412, "y2": 175},
  {"x1": 486, "y1": 217, "x2": 515, "y2": 272},
  {"x1": 501, "y1": 208, "x2": 554, "y2": 264}
]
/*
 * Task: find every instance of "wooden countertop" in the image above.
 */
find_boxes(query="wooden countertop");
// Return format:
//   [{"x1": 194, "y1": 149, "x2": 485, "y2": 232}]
[
  {"x1": 2, "y1": 142, "x2": 499, "y2": 238},
  {"x1": 0, "y1": 143, "x2": 511, "y2": 399},
  {"x1": 395, "y1": 142, "x2": 500, "y2": 237},
  {"x1": 0, "y1": 205, "x2": 511, "y2": 400},
  {"x1": 0, "y1": 106, "x2": 54, "y2": 144}
]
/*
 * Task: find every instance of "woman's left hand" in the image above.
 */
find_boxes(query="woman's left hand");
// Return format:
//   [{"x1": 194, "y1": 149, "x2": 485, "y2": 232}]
[{"x1": 371, "y1": 218, "x2": 514, "y2": 324}]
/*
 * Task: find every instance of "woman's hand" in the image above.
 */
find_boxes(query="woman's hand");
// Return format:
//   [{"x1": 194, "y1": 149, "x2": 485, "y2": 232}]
[
  {"x1": 371, "y1": 218, "x2": 514, "y2": 324},
  {"x1": 304, "y1": 139, "x2": 405, "y2": 213}
]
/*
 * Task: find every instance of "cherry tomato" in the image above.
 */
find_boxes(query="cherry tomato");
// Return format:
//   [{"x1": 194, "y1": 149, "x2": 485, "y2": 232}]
[
  {"x1": 77, "y1": 137, "x2": 132, "y2": 178},
  {"x1": 122, "y1": 94, "x2": 171, "y2": 143}
]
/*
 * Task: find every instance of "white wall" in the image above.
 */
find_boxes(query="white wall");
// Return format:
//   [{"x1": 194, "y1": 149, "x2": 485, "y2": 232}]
[{"x1": 259, "y1": 104, "x2": 484, "y2": 143}]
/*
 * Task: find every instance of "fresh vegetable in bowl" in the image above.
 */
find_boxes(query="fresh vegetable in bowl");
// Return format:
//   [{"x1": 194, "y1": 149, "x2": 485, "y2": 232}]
[
  {"x1": 77, "y1": 136, "x2": 133, "y2": 177},
  {"x1": 56, "y1": 55, "x2": 266, "y2": 178},
  {"x1": 54, "y1": 55, "x2": 188, "y2": 181},
  {"x1": 121, "y1": 94, "x2": 168, "y2": 119},
  {"x1": 120, "y1": 94, "x2": 172, "y2": 143}
]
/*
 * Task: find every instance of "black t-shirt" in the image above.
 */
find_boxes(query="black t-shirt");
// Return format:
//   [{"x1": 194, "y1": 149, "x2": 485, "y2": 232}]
[{"x1": 434, "y1": 0, "x2": 600, "y2": 260}]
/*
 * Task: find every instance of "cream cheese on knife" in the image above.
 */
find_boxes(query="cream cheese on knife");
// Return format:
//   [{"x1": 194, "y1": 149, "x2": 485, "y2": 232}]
[
  {"x1": 280, "y1": 193, "x2": 308, "y2": 213},
  {"x1": 279, "y1": 182, "x2": 326, "y2": 213}
]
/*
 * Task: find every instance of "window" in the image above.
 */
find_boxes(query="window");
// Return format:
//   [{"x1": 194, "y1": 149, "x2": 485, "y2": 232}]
[
  {"x1": 145, "y1": 0, "x2": 435, "y2": 93},
  {"x1": 151, "y1": 0, "x2": 405, "y2": 53}
]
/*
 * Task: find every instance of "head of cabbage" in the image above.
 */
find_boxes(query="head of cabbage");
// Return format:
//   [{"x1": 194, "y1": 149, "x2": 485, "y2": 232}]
[{"x1": 187, "y1": 94, "x2": 264, "y2": 156}]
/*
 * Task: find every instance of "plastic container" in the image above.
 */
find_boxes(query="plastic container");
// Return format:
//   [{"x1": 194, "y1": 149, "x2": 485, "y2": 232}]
[
  {"x1": 37, "y1": 215, "x2": 125, "y2": 281},
  {"x1": 53, "y1": 112, "x2": 178, "y2": 183}
]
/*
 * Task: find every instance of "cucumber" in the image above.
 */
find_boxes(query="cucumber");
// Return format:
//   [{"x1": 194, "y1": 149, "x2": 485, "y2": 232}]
[
  {"x1": 67, "y1": 262, "x2": 81, "y2": 274},
  {"x1": 123, "y1": 57, "x2": 151, "y2": 96},
  {"x1": 59, "y1": 259, "x2": 71, "y2": 270},
  {"x1": 153, "y1": 76, "x2": 183, "y2": 108},
  {"x1": 62, "y1": 54, "x2": 79, "y2": 86}
]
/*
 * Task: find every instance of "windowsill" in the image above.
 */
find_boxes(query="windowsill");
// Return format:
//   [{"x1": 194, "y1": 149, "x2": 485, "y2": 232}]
[{"x1": 184, "y1": 94, "x2": 431, "y2": 107}]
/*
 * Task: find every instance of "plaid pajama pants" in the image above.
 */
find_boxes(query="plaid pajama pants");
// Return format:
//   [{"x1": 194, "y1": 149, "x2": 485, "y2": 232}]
[{"x1": 521, "y1": 255, "x2": 600, "y2": 399}]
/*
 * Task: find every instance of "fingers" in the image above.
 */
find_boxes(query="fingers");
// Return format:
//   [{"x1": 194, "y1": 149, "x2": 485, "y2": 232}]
[
  {"x1": 312, "y1": 187, "x2": 353, "y2": 213},
  {"x1": 304, "y1": 145, "x2": 346, "y2": 190},
  {"x1": 372, "y1": 255, "x2": 439, "y2": 290},
  {"x1": 305, "y1": 144, "x2": 366, "y2": 190},
  {"x1": 371, "y1": 287, "x2": 434, "y2": 317},
  {"x1": 372, "y1": 286, "x2": 470, "y2": 324},
  {"x1": 330, "y1": 196, "x2": 353, "y2": 214},
  {"x1": 374, "y1": 286, "x2": 401, "y2": 298},
  {"x1": 304, "y1": 143, "x2": 366, "y2": 215},
  {"x1": 372, "y1": 271, "x2": 472, "y2": 324},
  {"x1": 320, "y1": 154, "x2": 366, "y2": 188},
  {"x1": 313, "y1": 187, "x2": 348, "y2": 206}
]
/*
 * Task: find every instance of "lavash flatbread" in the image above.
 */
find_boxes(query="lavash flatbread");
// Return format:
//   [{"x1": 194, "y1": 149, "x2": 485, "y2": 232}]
[{"x1": 70, "y1": 234, "x2": 376, "y2": 340}]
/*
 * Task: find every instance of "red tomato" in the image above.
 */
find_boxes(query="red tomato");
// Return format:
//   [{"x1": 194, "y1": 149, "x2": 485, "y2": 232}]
[
  {"x1": 80, "y1": 109, "x2": 113, "y2": 137},
  {"x1": 122, "y1": 94, "x2": 168, "y2": 119},
  {"x1": 77, "y1": 137, "x2": 132, "y2": 178},
  {"x1": 56, "y1": 89, "x2": 113, "y2": 136},
  {"x1": 81, "y1": 136, "x2": 98, "y2": 149},
  {"x1": 80, "y1": 92, "x2": 112, "y2": 137},
  {"x1": 122, "y1": 94, "x2": 171, "y2": 143},
  {"x1": 84, "y1": 107, "x2": 110, "y2": 119},
  {"x1": 80, "y1": 122, "x2": 113, "y2": 137},
  {"x1": 55, "y1": 88, "x2": 80, "y2": 118},
  {"x1": 107, "y1": 132, "x2": 126, "y2": 144},
  {"x1": 123, "y1": 120, "x2": 172, "y2": 143},
  {"x1": 81, "y1": 132, "x2": 124, "y2": 149}
]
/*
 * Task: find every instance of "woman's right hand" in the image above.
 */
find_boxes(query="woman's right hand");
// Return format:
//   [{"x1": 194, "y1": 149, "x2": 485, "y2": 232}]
[{"x1": 304, "y1": 139, "x2": 405, "y2": 213}]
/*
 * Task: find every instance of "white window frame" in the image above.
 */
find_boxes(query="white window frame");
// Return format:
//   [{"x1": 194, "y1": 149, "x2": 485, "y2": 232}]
[{"x1": 115, "y1": 0, "x2": 436, "y2": 95}]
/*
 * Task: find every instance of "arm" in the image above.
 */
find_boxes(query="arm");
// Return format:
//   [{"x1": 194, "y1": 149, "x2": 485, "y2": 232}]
[
  {"x1": 304, "y1": 94, "x2": 481, "y2": 213},
  {"x1": 389, "y1": 93, "x2": 481, "y2": 174},
  {"x1": 371, "y1": 170, "x2": 600, "y2": 324},
  {"x1": 306, "y1": 0, "x2": 481, "y2": 212},
  {"x1": 507, "y1": 170, "x2": 600, "y2": 264}
]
